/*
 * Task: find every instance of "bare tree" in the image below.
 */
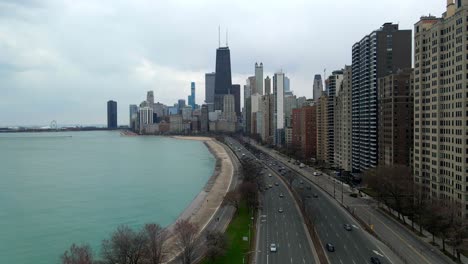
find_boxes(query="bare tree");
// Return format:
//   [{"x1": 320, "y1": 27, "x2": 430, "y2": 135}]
[
  {"x1": 205, "y1": 230, "x2": 228, "y2": 262},
  {"x1": 223, "y1": 190, "x2": 241, "y2": 212},
  {"x1": 240, "y1": 181, "x2": 258, "y2": 210},
  {"x1": 447, "y1": 216, "x2": 468, "y2": 262},
  {"x1": 363, "y1": 165, "x2": 413, "y2": 222},
  {"x1": 174, "y1": 219, "x2": 199, "y2": 264},
  {"x1": 143, "y1": 223, "x2": 167, "y2": 264},
  {"x1": 61, "y1": 244, "x2": 94, "y2": 264},
  {"x1": 101, "y1": 225, "x2": 147, "y2": 264}
]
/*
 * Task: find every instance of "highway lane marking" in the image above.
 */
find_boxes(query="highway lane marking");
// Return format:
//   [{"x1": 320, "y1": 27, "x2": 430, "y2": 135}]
[
  {"x1": 363, "y1": 207, "x2": 431, "y2": 264},
  {"x1": 373, "y1": 250, "x2": 384, "y2": 257}
]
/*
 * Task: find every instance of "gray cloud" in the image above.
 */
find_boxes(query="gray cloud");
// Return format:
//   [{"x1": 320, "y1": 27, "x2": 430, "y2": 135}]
[{"x1": 0, "y1": 0, "x2": 443, "y2": 126}]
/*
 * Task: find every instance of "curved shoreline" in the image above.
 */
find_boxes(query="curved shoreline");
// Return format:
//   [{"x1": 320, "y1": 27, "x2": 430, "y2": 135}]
[{"x1": 163, "y1": 136, "x2": 235, "y2": 262}]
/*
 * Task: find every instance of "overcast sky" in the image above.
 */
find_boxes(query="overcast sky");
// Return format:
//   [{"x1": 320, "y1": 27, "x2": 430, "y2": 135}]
[{"x1": 0, "y1": 0, "x2": 443, "y2": 126}]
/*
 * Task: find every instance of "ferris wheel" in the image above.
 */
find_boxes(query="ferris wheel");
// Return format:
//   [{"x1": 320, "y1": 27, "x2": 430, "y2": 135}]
[{"x1": 50, "y1": 120, "x2": 58, "y2": 130}]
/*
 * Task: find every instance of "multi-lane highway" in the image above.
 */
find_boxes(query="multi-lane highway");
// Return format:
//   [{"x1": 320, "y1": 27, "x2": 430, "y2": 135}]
[
  {"x1": 225, "y1": 137, "x2": 318, "y2": 264},
  {"x1": 264, "y1": 155, "x2": 398, "y2": 264},
  {"x1": 253, "y1": 140, "x2": 455, "y2": 264}
]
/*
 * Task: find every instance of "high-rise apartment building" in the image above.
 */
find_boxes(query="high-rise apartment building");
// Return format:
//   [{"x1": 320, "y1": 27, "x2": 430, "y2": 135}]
[
  {"x1": 334, "y1": 66, "x2": 353, "y2": 172},
  {"x1": 273, "y1": 72, "x2": 286, "y2": 146},
  {"x1": 284, "y1": 93, "x2": 298, "y2": 128},
  {"x1": 327, "y1": 70, "x2": 344, "y2": 166},
  {"x1": 260, "y1": 95, "x2": 273, "y2": 143},
  {"x1": 292, "y1": 106, "x2": 317, "y2": 160},
  {"x1": 316, "y1": 93, "x2": 328, "y2": 163},
  {"x1": 313, "y1": 74, "x2": 323, "y2": 102},
  {"x1": 107, "y1": 100, "x2": 118, "y2": 129},
  {"x1": 378, "y1": 69, "x2": 413, "y2": 166},
  {"x1": 414, "y1": 0, "x2": 468, "y2": 219},
  {"x1": 244, "y1": 83, "x2": 252, "y2": 134},
  {"x1": 214, "y1": 47, "x2": 232, "y2": 111},
  {"x1": 352, "y1": 23, "x2": 411, "y2": 172},
  {"x1": 265, "y1": 76, "x2": 271, "y2": 95},
  {"x1": 255, "y1": 63, "x2": 264, "y2": 95},
  {"x1": 205, "y1": 73, "x2": 216, "y2": 112}
]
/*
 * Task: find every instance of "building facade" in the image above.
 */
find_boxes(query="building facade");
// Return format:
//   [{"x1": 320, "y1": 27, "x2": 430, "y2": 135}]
[
  {"x1": 327, "y1": 70, "x2": 344, "y2": 166},
  {"x1": 188, "y1": 82, "x2": 196, "y2": 109},
  {"x1": 107, "y1": 100, "x2": 118, "y2": 129},
  {"x1": 129, "y1": 104, "x2": 138, "y2": 128},
  {"x1": 414, "y1": 1, "x2": 468, "y2": 219},
  {"x1": 273, "y1": 72, "x2": 286, "y2": 146},
  {"x1": 351, "y1": 23, "x2": 412, "y2": 172},
  {"x1": 378, "y1": 69, "x2": 413, "y2": 166},
  {"x1": 313, "y1": 74, "x2": 323, "y2": 102},
  {"x1": 316, "y1": 93, "x2": 328, "y2": 163},
  {"x1": 231, "y1": 84, "x2": 241, "y2": 116},
  {"x1": 255, "y1": 62, "x2": 264, "y2": 95},
  {"x1": 334, "y1": 66, "x2": 353, "y2": 172},
  {"x1": 205, "y1": 73, "x2": 216, "y2": 112},
  {"x1": 214, "y1": 47, "x2": 232, "y2": 111},
  {"x1": 265, "y1": 76, "x2": 271, "y2": 95},
  {"x1": 292, "y1": 106, "x2": 317, "y2": 160},
  {"x1": 200, "y1": 104, "x2": 209, "y2": 133}
]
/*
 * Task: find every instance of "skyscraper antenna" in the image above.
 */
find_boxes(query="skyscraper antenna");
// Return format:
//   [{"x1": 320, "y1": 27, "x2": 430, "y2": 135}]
[
  {"x1": 226, "y1": 28, "x2": 228, "y2": 47},
  {"x1": 218, "y1": 26, "x2": 221, "y2": 48}
]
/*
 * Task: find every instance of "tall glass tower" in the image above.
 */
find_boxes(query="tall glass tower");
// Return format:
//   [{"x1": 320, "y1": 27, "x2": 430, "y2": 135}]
[{"x1": 214, "y1": 47, "x2": 232, "y2": 111}]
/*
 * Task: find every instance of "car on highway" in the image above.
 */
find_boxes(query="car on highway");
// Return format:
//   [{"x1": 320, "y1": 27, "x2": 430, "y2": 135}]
[
  {"x1": 278, "y1": 208, "x2": 284, "y2": 213},
  {"x1": 325, "y1": 243, "x2": 335, "y2": 252},
  {"x1": 274, "y1": 182, "x2": 279, "y2": 186},
  {"x1": 344, "y1": 224, "x2": 352, "y2": 231},
  {"x1": 270, "y1": 243, "x2": 277, "y2": 252},
  {"x1": 370, "y1": 257, "x2": 381, "y2": 264},
  {"x1": 279, "y1": 193, "x2": 284, "y2": 198}
]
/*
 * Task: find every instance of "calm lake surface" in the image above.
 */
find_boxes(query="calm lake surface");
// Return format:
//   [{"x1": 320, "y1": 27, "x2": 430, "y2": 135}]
[{"x1": 0, "y1": 131, "x2": 215, "y2": 264}]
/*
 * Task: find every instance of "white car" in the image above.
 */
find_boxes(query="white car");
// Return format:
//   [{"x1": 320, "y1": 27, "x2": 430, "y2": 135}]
[
  {"x1": 270, "y1": 243, "x2": 277, "y2": 252},
  {"x1": 313, "y1": 172, "x2": 321, "y2": 176}
]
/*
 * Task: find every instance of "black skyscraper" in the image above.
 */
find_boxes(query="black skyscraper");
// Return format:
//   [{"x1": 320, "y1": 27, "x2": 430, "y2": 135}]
[
  {"x1": 107, "y1": 100, "x2": 118, "y2": 129},
  {"x1": 231, "y1": 84, "x2": 241, "y2": 116},
  {"x1": 214, "y1": 47, "x2": 232, "y2": 111}
]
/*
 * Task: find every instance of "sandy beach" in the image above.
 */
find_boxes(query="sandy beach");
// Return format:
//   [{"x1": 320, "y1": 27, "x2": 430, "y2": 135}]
[{"x1": 163, "y1": 136, "x2": 235, "y2": 262}]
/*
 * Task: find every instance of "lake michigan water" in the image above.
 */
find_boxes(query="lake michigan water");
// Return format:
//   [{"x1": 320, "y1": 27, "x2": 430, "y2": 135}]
[{"x1": 0, "y1": 131, "x2": 215, "y2": 264}]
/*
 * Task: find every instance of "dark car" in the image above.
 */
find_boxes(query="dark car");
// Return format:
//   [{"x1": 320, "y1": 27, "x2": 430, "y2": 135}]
[
  {"x1": 325, "y1": 243, "x2": 335, "y2": 252},
  {"x1": 344, "y1": 224, "x2": 352, "y2": 231},
  {"x1": 370, "y1": 257, "x2": 381, "y2": 264},
  {"x1": 313, "y1": 193, "x2": 319, "y2": 198}
]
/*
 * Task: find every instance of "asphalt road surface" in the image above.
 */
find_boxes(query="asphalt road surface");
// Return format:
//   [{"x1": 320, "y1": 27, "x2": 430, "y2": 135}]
[{"x1": 225, "y1": 137, "x2": 317, "y2": 264}]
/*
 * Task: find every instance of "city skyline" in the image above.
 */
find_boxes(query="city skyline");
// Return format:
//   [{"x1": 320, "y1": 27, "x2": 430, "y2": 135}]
[{"x1": 0, "y1": 0, "x2": 444, "y2": 126}]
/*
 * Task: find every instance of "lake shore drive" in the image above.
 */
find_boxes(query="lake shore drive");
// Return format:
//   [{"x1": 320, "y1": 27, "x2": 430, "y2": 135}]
[{"x1": 163, "y1": 136, "x2": 235, "y2": 262}]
